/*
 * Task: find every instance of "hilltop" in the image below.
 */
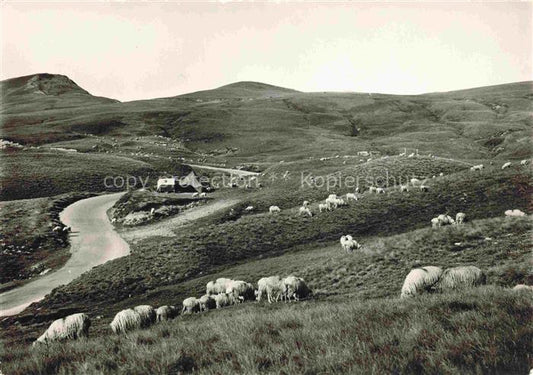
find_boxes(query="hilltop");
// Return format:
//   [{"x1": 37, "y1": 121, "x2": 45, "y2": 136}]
[{"x1": 1, "y1": 74, "x2": 531, "y2": 162}]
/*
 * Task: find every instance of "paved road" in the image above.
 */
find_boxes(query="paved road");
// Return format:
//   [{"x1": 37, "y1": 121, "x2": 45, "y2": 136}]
[{"x1": 0, "y1": 193, "x2": 130, "y2": 317}]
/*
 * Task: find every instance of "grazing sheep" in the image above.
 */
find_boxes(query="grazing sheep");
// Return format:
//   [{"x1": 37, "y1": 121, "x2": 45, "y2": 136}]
[
  {"x1": 410, "y1": 178, "x2": 421, "y2": 186},
  {"x1": 269, "y1": 205, "x2": 281, "y2": 214},
  {"x1": 420, "y1": 185, "x2": 430, "y2": 192},
  {"x1": 34, "y1": 313, "x2": 90, "y2": 346},
  {"x1": 192, "y1": 192, "x2": 199, "y2": 198},
  {"x1": 346, "y1": 193, "x2": 357, "y2": 201},
  {"x1": 199, "y1": 192, "x2": 207, "y2": 197},
  {"x1": 335, "y1": 198, "x2": 347, "y2": 207},
  {"x1": 213, "y1": 293, "x2": 232, "y2": 309},
  {"x1": 318, "y1": 203, "x2": 329, "y2": 212},
  {"x1": 62, "y1": 226, "x2": 71, "y2": 232},
  {"x1": 435, "y1": 266, "x2": 486, "y2": 292},
  {"x1": 206, "y1": 278, "x2": 234, "y2": 295},
  {"x1": 368, "y1": 186, "x2": 377, "y2": 193},
  {"x1": 52, "y1": 226, "x2": 62, "y2": 232},
  {"x1": 376, "y1": 187, "x2": 385, "y2": 194},
  {"x1": 520, "y1": 159, "x2": 528, "y2": 166},
  {"x1": 299, "y1": 206, "x2": 313, "y2": 217},
  {"x1": 133, "y1": 305, "x2": 156, "y2": 328},
  {"x1": 340, "y1": 235, "x2": 362, "y2": 253},
  {"x1": 303, "y1": 200, "x2": 310, "y2": 207},
  {"x1": 245, "y1": 206, "x2": 254, "y2": 211},
  {"x1": 455, "y1": 212, "x2": 466, "y2": 225},
  {"x1": 431, "y1": 218, "x2": 440, "y2": 228},
  {"x1": 470, "y1": 164, "x2": 484, "y2": 171},
  {"x1": 408, "y1": 153, "x2": 415, "y2": 158},
  {"x1": 110, "y1": 309, "x2": 142, "y2": 334},
  {"x1": 257, "y1": 276, "x2": 284, "y2": 303},
  {"x1": 505, "y1": 209, "x2": 526, "y2": 217},
  {"x1": 226, "y1": 280, "x2": 255, "y2": 303},
  {"x1": 513, "y1": 284, "x2": 533, "y2": 292},
  {"x1": 400, "y1": 266, "x2": 443, "y2": 298},
  {"x1": 156, "y1": 306, "x2": 178, "y2": 322},
  {"x1": 501, "y1": 162, "x2": 512, "y2": 170},
  {"x1": 400, "y1": 185, "x2": 409, "y2": 192},
  {"x1": 182, "y1": 297, "x2": 201, "y2": 314},
  {"x1": 198, "y1": 294, "x2": 217, "y2": 312},
  {"x1": 437, "y1": 214, "x2": 455, "y2": 226},
  {"x1": 282, "y1": 276, "x2": 311, "y2": 302}
]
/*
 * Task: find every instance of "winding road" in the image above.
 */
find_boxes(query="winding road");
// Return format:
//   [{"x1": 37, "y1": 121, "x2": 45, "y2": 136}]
[{"x1": 0, "y1": 193, "x2": 130, "y2": 317}]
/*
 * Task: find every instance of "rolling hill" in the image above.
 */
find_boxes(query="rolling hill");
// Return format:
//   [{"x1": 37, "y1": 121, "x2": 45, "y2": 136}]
[{"x1": 1, "y1": 74, "x2": 531, "y2": 162}]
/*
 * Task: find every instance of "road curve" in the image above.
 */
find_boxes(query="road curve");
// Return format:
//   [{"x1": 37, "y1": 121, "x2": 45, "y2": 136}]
[{"x1": 0, "y1": 193, "x2": 129, "y2": 317}]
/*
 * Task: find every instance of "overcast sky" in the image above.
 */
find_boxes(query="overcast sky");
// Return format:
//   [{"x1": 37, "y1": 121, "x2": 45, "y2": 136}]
[{"x1": 1, "y1": 2, "x2": 531, "y2": 102}]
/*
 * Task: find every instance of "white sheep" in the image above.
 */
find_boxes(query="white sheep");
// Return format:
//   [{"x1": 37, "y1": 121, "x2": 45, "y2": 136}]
[
  {"x1": 501, "y1": 162, "x2": 512, "y2": 170},
  {"x1": 110, "y1": 309, "x2": 142, "y2": 334},
  {"x1": 436, "y1": 214, "x2": 455, "y2": 226},
  {"x1": 199, "y1": 192, "x2": 207, "y2": 197},
  {"x1": 439, "y1": 172, "x2": 444, "y2": 177},
  {"x1": 303, "y1": 200, "x2": 310, "y2": 207},
  {"x1": 299, "y1": 206, "x2": 313, "y2": 217},
  {"x1": 34, "y1": 313, "x2": 90, "y2": 346},
  {"x1": 410, "y1": 178, "x2": 421, "y2": 186},
  {"x1": 345, "y1": 193, "x2": 357, "y2": 201},
  {"x1": 400, "y1": 185, "x2": 409, "y2": 192},
  {"x1": 376, "y1": 187, "x2": 385, "y2": 194},
  {"x1": 156, "y1": 306, "x2": 178, "y2": 322},
  {"x1": 340, "y1": 235, "x2": 362, "y2": 253},
  {"x1": 62, "y1": 226, "x2": 71, "y2": 232},
  {"x1": 269, "y1": 205, "x2": 281, "y2": 214},
  {"x1": 192, "y1": 192, "x2": 199, "y2": 198},
  {"x1": 520, "y1": 159, "x2": 528, "y2": 166},
  {"x1": 206, "y1": 278, "x2": 234, "y2": 295},
  {"x1": 512, "y1": 284, "x2": 533, "y2": 292},
  {"x1": 198, "y1": 294, "x2": 217, "y2": 312},
  {"x1": 368, "y1": 186, "x2": 377, "y2": 193},
  {"x1": 282, "y1": 276, "x2": 311, "y2": 302},
  {"x1": 226, "y1": 280, "x2": 255, "y2": 303},
  {"x1": 212, "y1": 293, "x2": 232, "y2": 308},
  {"x1": 256, "y1": 276, "x2": 284, "y2": 303},
  {"x1": 408, "y1": 153, "x2": 415, "y2": 158},
  {"x1": 470, "y1": 164, "x2": 484, "y2": 171},
  {"x1": 318, "y1": 203, "x2": 329, "y2": 212},
  {"x1": 182, "y1": 297, "x2": 201, "y2": 314},
  {"x1": 431, "y1": 218, "x2": 440, "y2": 228},
  {"x1": 419, "y1": 185, "x2": 430, "y2": 192},
  {"x1": 435, "y1": 266, "x2": 486, "y2": 292},
  {"x1": 133, "y1": 305, "x2": 156, "y2": 328},
  {"x1": 245, "y1": 206, "x2": 254, "y2": 211},
  {"x1": 52, "y1": 226, "x2": 62, "y2": 232},
  {"x1": 504, "y1": 209, "x2": 525, "y2": 217},
  {"x1": 400, "y1": 266, "x2": 443, "y2": 298},
  {"x1": 455, "y1": 212, "x2": 466, "y2": 225}
]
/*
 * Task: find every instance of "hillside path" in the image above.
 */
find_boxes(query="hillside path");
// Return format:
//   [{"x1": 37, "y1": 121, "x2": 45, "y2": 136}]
[
  {"x1": 119, "y1": 198, "x2": 240, "y2": 243},
  {"x1": 187, "y1": 164, "x2": 260, "y2": 176},
  {"x1": 0, "y1": 193, "x2": 129, "y2": 317}
]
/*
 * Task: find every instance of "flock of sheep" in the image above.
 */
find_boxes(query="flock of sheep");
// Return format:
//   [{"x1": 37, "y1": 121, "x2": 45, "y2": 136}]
[
  {"x1": 400, "y1": 265, "x2": 532, "y2": 298},
  {"x1": 32, "y1": 275, "x2": 310, "y2": 344},
  {"x1": 32, "y1": 158, "x2": 531, "y2": 347}
]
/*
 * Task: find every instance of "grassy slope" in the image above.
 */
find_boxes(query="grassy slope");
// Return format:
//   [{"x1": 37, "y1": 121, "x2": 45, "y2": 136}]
[
  {"x1": 6, "y1": 166, "x2": 529, "y2": 323},
  {"x1": 0, "y1": 148, "x2": 160, "y2": 200},
  {"x1": 1, "y1": 216, "x2": 531, "y2": 374}
]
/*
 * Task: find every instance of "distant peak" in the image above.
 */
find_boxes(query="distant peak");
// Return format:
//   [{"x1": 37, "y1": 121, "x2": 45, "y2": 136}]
[
  {"x1": 218, "y1": 81, "x2": 298, "y2": 92},
  {"x1": 25, "y1": 73, "x2": 88, "y2": 96}
]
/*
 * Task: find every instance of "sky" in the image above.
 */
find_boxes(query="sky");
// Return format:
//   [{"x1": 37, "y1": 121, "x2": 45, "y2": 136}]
[{"x1": 1, "y1": 2, "x2": 531, "y2": 102}]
